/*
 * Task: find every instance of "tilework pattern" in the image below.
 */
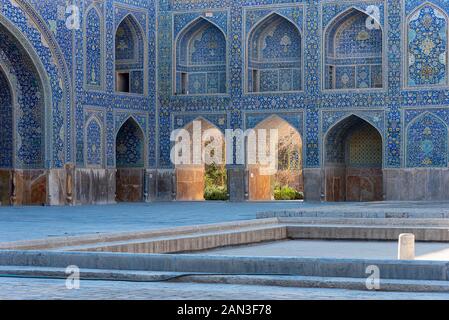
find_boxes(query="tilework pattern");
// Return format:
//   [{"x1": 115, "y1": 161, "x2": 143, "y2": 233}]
[
  {"x1": 248, "y1": 13, "x2": 302, "y2": 92},
  {"x1": 408, "y1": 4, "x2": 447, "y2": 87},
  {"x1": 325, "y1": 8, "x2": 383, "y2": 89},
  {"x1": 86, "y1": 118, "x2": 103, "y2": 167},
  {"x1": 115, "y1": 14, "x2": 144, "y2": 94},
  {"x1": 0, "y1": 22, "x2": 45, "y2": 169},
  {"x1": 0, "y1": 69, "x2": 12, "y2": 168},
  {"x1": 175, "y1": 17, "x2": 227, "y2": 95},
  {"x1": 116, "y1": 117, "x2": 144, "y2": 168},
  {"x1": 85, "y1": 5, "x2": 103, "y2": 88},
  {"x1": 348, "y1": 124, "x2": 383, "y2": 167},
  {"x1": 406, "y1": 112, "x2": 448, "y2": 167}
]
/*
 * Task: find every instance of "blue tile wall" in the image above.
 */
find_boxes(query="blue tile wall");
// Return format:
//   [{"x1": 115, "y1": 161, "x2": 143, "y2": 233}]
[{"x1": 1, "y1": 0, "x2": 449, "y2": 174}]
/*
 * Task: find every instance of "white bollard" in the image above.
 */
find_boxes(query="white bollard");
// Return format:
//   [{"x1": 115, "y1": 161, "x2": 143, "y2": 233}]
[{"x1": 398, "y1": 233, "x2": 415, "y2": 260}]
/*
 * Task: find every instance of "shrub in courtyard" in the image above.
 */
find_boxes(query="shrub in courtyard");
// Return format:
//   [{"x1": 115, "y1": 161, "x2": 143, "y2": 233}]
[
  {"x1": 274, "y1": 186, "x2": 303, "y2": 200},
  {"x1": 204, "y1": 163, "x2": 229, "y2": 200},
  {"x1": 204, "y1": 185, "x2": 229, "y2": 201}
]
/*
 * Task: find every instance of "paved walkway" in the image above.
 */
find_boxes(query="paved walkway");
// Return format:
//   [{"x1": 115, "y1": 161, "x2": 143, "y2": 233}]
[
  {"x1": 0, "y1": 277, "x2": 448, "y2": 300},
  {"x1": 2, "y1": 201, "x2": 449, "y2": 243},
  {"x1": 0, "y1": 202, "x2": 308, "y2": 242}
]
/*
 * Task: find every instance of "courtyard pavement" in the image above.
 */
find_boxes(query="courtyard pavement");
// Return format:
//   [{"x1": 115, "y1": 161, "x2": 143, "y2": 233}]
[
  {"x1": 0, "y1": 201, "x2": 310, "y2": 242},
  {"x1": 0, "y1": 277, "x2": 448, "y2": 300},
  {"x1": 1, "y1": 201, "x2": 449, "y2": 243}
]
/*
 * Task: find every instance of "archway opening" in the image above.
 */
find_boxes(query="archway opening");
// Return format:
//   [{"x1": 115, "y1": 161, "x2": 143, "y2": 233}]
[
  {"x1": 248, "y1": 116, "x2": 303, "y2": 201},
  {"x1": 324, "y1": 115, "x2": 383, "y2": 202},
  {"x1": 115, "y1": 118, "x2": 145, "y2": 202},
  {"x1": 175, "y1": 18, "x2": 227, "y2": 95},
  {"x1": 324, "y1": 8, "x2": 383, "y2": 89},
  {"x1": 247, "y1": 14, "x2": 302, "y2": 92},
  {"x1": 115, "y1": 15, "x2": 144, "y2": 94},
  {"x1": 0, "y1": 21, "x2": 47, "y2": 205},
  {"x1": 0, "y1": 68, "x2": 13, "y2": 205},
  {"x1": 174, "y1": 119, "x2": 227, "y2": 201}
]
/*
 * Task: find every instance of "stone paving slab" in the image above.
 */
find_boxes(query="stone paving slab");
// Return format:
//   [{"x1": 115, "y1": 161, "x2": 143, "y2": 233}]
[
  {"x1": 258, "y1": 201, "x2": 449, "y2": 219},
  {"x1": 0, "y1": 277, "x2": 448, "y2": 300}
]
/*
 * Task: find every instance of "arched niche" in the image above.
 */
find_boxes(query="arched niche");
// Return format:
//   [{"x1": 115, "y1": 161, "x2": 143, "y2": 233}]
[
  {"x1": 115, "y1": 14, "x2": 145, "y2": 94},
  {"x1": 175, "y1": 18, "x2": 227, "y2": 95},
  {"x1": 324, "y1": 8, "x2": 383, "y2": 89},
  {"x1": 324, "y1": 115, "x2": 383, "y2": 201},
  {"x1": 115, "y1": 117, "x2": 145, "y2": 202},
  {"x1": 247, "y1": 13, "x2": 302, "y2": 93},
  {"x1": 406, "y1": 113, "x2": 448, "y2": 167}
]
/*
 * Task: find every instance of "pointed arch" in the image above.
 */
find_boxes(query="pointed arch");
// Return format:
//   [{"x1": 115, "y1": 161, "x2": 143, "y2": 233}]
[
  {"x1": 406, "y1": 112, "x2": 448, "y2": 167},
  {"x1": 324, "y1": 114, "x2": 383, "y2": 202},
  {"x1": 324, "y1": 114, "x2": 384, "y2": 160},
  {"x1": 175, "y1": 17, "x2": 227, "y2": 95},
  {"x1": 115, "y1": 13, "x2": 146, "y2": 43},
  {"x1": 250, "y1": 114, "x2": 302, "y2": 136},
  {"x1": 325, "y1": 112, "x2": 384, "y2": 141},
  {"x1": 177, "y1": 117, "x2": 226, "y2": 163},
  {"x1": 116, "y1": 115, "x2": 146, "y2": 136},
  {"x1": 179, "y1": 116, "x2": 225, "y2": 134},
  {"x1": 84, "y1": 4, "x2": 104, "y2": 88},
  {"x1": 324, "y1": 7, "x2": 383, "y2": 90},
  {"x1": 115, "y1": 14, "x2": 145, "y2": 94},
  {"x1": 174, "y1": 116, "x2": 228, "y2": 201},
  {"x1": 247, "y1": 12, "x2": 302, "y2": 93},
  {"x1": 406, "y1": 2, "x2": 449, "y2": 87},
  {"x1": 115, "y1": 117, "x2": 145, "y2": 168},
  {"x1": 0, "y1": 16, "x2": 50, "y2": 169},
  {"x1": 245, "y1": 114, "x2": 304, "y2": 201},
  {"x1": 0, "y1": 65, "x2": 14, "y2": 169}
]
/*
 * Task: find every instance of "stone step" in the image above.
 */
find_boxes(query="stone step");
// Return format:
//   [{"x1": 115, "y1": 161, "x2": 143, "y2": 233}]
[
  {"x1": 0, "y1": 218, "x2": 279, "y2": 250},
  {"x1": 0, "y1": 265, "x2": 448, "y2": 293},
  {"x1": 0, "y1": 251, "x2": 448, "y2": 281},
  {"x1": 258, "y1": 207, "x2": 449, "y2": 219},
  {"x1": 56, "y1": 225, "x2": 286, "y2": 253},
  {"x1": 287, "y1": 225, "x2": 449, "y2": 241},
  {"x1": 278, "y1": 217, "x2": 449, "y2": 226}
]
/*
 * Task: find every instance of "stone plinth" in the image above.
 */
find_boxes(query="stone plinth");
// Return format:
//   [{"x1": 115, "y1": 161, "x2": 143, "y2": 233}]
[{"x1": 398, "y1": 233, "x2": 415, "y2": 260}]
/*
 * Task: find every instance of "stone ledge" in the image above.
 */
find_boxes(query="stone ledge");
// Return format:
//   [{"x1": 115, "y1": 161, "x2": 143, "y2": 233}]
[
  {"x1": 0, "y1": 266, "x2": 448, "y2": 292},
  {"x1": 0, "y1": 251, "x2": 447, "y2": 281},
  {"x1": 0, "y1": 218, "x2": 280, "y2": 250}
]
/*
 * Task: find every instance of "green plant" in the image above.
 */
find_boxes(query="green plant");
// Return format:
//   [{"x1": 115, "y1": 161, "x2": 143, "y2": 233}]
[
  {"x1": 274, "y1": 186, "x2": 304, "y2": 200},
  {"x1": 204, "y1": 185, "x2": 229, "y2": 201},
  {"x1": 204, "y1": 162, "x2": 228, "y2": 200}
]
